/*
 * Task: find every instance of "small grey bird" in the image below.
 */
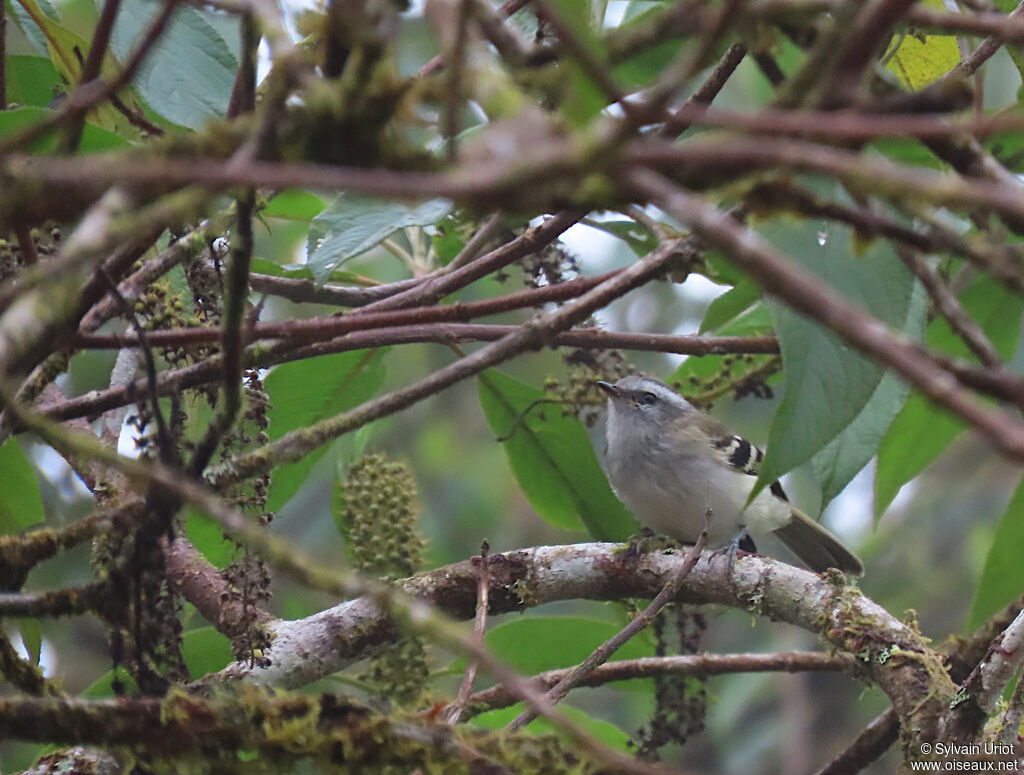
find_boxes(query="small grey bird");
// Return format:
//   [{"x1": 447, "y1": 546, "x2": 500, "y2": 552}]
[{"x1": 597, "y1": 376, "x2": 863, "y2": 575}]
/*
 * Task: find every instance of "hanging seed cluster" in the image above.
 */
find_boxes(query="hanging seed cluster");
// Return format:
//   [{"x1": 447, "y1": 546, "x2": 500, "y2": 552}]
[
  {"x1": 337, "y1": 453, "x2": 424, "y2": 579},
  {"x1": 337, "y1": 453, "x2": 428, "y2": 705}
]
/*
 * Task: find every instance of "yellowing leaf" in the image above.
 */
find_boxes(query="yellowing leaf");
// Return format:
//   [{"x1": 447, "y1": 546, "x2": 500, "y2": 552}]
[
  {"x1": 13, "y1": 0, "x2": 137, "y2": 137},
  {"x1": 885, "y1": 0, "x2": 960, "y2": 93}
]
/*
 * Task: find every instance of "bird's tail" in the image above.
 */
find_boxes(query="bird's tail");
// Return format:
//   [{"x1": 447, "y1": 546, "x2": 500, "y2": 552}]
[{"x1": 772, "y1": 507, "x2": 864, "y2": 576}]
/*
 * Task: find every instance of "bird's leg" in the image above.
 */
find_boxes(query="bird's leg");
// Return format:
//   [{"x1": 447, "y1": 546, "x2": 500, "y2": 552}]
[{"x1": 709, "y1": 525, "x2": 757, "y2": 570}]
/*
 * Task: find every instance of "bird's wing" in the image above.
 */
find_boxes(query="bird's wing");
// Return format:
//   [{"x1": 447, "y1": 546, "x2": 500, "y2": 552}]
[{"x1": 704, "y1": 420, "x2": 789, "y2": 502}]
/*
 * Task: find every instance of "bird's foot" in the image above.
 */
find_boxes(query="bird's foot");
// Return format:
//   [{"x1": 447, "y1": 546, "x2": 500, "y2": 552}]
[
  {"x1": 619, "y1": 529, "x2": 685, "y2": 559},
  {"x1": 709, "y1": 527, "x2": 757, "y2": 572}
]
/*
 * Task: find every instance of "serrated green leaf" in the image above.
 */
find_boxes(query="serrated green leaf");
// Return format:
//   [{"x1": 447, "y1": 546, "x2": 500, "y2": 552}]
[
  {"x1": 969, "y1": 474, "x2": 1024, "y2": 629},
  {"x1": 875, "y1": 275, "x2": 1024, "y2": 518},
  {"x1": 110, "y1": 0, "x2": 237, "y2": 130},
  {"x1": 0, "y1": 438, "x2": 45, "y2": 534},
  {"x1": 265, "y1": 350, "x2": 387, "y2": 512},
  {"x1": 308, "y1": 195, "x2": 452, "y2": 284},
  {"x1": 758, "y1": 221, "x2": 918, "y2": 494},
  {"x1": 478, "y1": 370, "x2": 636, "y2": 539},
  {"x1": 812, "y1": 282, "x2": 927, "y2": 505}
]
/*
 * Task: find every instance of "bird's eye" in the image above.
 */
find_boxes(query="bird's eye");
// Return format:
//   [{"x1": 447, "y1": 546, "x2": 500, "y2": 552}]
[{"x1": 639, "y1": 391, "x2": 658, "y2": 405}]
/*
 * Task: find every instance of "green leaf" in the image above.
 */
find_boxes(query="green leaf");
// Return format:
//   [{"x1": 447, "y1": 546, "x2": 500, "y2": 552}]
[
  {"x1": 0, "y1": 438, "x2": 45, "y2": 534},
  {"x1": 308, "y1": 194, "x2": 453, "y2": 283},
  {"x1": 430, "y1": 215, "x2": 468, "y2": 264},
  {"x1": 0, "y1": 107, "x2": 129, "y2": 152},
  {"x1": 812, "y1": 282, "x2": 927, "y2": 504},
  {"x1": 110, "y1": 0, "x2": 238, "y2": 130},
  {"x1": 758, "y1": 221, "x2": 919, "y2": 493},
  {"x1": 472, "y1": 703, "x2": 633, "y2": 749},
  {"x1": 182, "y1": 626, "x2": 235, "y2": 679},
  {"x1": 670, "y1": 302, "x2": 777, "y2": 402},
  {"x1": 264, "y1": 350, "x2": 387, "y2": 512},
  {"x1": 82, "y1": 667, "x2": 138, "y2": 698},
  {"x1": 587, "y1": 219, "x2": 659, "y2": 257},
  {"x1": 869, "y1": 137, "x2": 944, "y2": 170},
  {"x1": 18, "y1": 619, "x2": 42, "y2": 665},
  {"x1": 987, "y1": 126, "x2": 1024, "y2": 174},
  {"x1": 184, "y1": 506, "x2": 236, "y2": 568},
  {"x1": 613, "y1": 39, "x2": 683, "y2": 91},
  {"x1": 698, "y1": 280, "x2": 760, "y2": 334},
  {"x1": 875, "y1": 275, "x2": 1024, "y2": 517},
  {"x1": 477, "y1": 370, "x2": 637, "y2": 539},
  {"x1": 549, "y1": 0, "x2": 610, "y2": 127},
  {"x1": 481, "y1": 616, "x2": 654, "y2": 674},
  {"x1": 263, "y1": 190, "x2": 327, "y2": 221},
  {"x1": 5, "y1": 55, "x2": 61, "y2": 107},
  {"x1": 81, "y1": 627, "x2": 230, "y2": 697},
  {"x1": 611, "y1": 4, "x2": 683, "y2": 89},
  {"x1": 969, "y1": 474, "x2": 1024, "y2": 629}
]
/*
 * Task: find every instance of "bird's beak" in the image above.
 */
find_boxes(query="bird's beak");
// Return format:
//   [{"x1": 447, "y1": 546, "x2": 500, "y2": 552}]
[{"x1": 596, "y1": 381, "x2": 621, "y2": 400}]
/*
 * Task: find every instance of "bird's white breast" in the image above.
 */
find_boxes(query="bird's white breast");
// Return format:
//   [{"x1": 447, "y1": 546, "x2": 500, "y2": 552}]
[{"x1": 604, "y1": 411, "x2": 789, "y2": 546}]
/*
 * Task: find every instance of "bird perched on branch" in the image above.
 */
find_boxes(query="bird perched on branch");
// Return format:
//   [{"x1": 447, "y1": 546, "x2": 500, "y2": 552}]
[{"x1": 597, "y1": 376, "x2": 863, "y2": 576}]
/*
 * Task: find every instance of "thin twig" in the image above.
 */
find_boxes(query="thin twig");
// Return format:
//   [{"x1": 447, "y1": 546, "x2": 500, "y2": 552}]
[
  {"x1": 658, "y1": 42, "x2": 747, "y2": 139},
  {"x1": 445, "y1": 541, "x2": 491, "y2": 724},
  {"x1": 38, "y1": 327, "x2": 777, "y2": 425},
  {"x1": 95, "y1": 268, "x2": 173, "y2": 463},
  {"x1": 15, "y1": 226, "x2": 38, "y2": 267},
  {"x1": 443, "y1": 0, "x2": 471, "y2": 162},
  {"x1": 509, "y1": 512, "x2": 711, "y2": 730},
  {"x1": 188, "y1": 189, "x2": 255, "y2": 476},
  {"x1": 444, "y1": 212, "x2": 504, "y2": 272},
  {"x1": 61, "y1": 0, "x2": 124, "y2": 152},
  {"x1": 469, "y1": 651, "x2": 856, "y2": 715},
  {"x1": 896, "y1": 246, "x2": 1002, "y2": 367},
  {"x1": 813, "y1": 708, "x2": 899, "y2": 775},
  {"x1": 210, "y1": 235, "x2": 699, "y2": 488}
]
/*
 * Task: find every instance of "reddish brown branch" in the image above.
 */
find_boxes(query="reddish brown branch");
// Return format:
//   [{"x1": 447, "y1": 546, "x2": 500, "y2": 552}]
[
  {"x1": 628, "y1": 168, "x2": 1024, "y2": 462},
  {"x1": 39, "y1": 327, "x2": 777, "y2": 424},
  {"x1": 471, "y1": 651, "x2": 857, "y2": 715},
  {"x1": 75, "y1": 273, "x2": 621, "y2": 349}
]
